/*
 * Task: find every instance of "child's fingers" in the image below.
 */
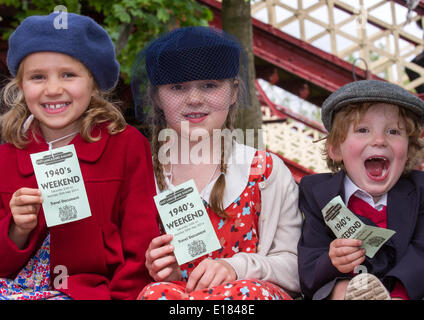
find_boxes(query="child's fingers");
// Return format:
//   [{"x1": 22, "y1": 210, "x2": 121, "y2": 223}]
[
  {"x1": 149, "y1": 254, "x2": 177, "y2": 274},
  {"x1": 329, "y1": 238, "x2": 363, "y2": 260},
  {"x1": 12, "y1": 188, "x2": 41, "y2": 198},
  {"x1": 146, "y1": 242, "x2": 174, "y2": 263},
  {"x1": 336, "y1": 253, "x2": 366, "y2": 274},
  {"x1": 186, "y1": 262, "x2": 207, "y2": 293},
  {"x1": 331, "y1": 247, "x2": 366, "y2": 273},
  {"x1": 331, "y1": 238, "x2": 363, "y2": 248},
  {"x1": 186, "y1": 259, "x2": 234, "y2": 293},
  {"x1": 193, "y1": 269, "x2": 216, "y2": 292},
  {"x1": 153, "y1": 264, "x2": 178, "y2": 282},
  {"x1": 145, "y1": 235, "x2": 177, "y2": 281},
  {"x1": 148, "y1": 243, "x2": 174, "y2": 260},
  {"x1": 11, "y1": 204, "x2": 40, "y2": 216},
  {"x1": 208, "y1": 271, "x2": 227, "y2": 289},
  {"x1": 330, "y1": 244, "x2": 363, "y2": 259},
  {"x1": 145, "y1": 235, "x2": 173, "y2": 263},
  {"x1": 12, "y1": 213, "x2": 38, "y2": 229},
  {"x1": 148, "y1": 234, "x2": 173, "y2": 251},
  {"x1": 10, "y1": 190, "x2": 43, "y2": 207},
  {"x1": 333, "y1": 247, "x2": 365, "y2": 265},
  {"x1": 15, "y1": 187, "x2": 41, "y2": 195}
]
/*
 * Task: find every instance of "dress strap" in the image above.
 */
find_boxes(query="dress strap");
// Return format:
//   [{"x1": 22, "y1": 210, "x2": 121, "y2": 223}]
[{"x1": 249, "y1": 150, "x2": 273, "y2": 182}]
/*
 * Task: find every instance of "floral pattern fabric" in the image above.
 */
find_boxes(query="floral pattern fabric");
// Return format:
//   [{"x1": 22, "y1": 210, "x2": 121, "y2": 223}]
[
  {"x1": 139, "y1": 151, "x2": 293, "y2": 300},
  {"x1": 0, "y1": 233, "x2": 70, "y2": 300}
]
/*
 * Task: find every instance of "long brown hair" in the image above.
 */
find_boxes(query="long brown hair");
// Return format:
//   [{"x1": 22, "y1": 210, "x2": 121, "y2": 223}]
[{"x1": 152, "y1": 78, "x2": 243, "y2": 218}]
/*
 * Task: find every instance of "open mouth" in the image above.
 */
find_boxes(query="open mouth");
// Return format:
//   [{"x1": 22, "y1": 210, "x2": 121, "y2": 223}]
[
  {"x1": 41, "y1": 102, "x2": 71, "y2": 113},
  {"x1": 364, "y1": 156, "x2": 390, "y2": 181}
]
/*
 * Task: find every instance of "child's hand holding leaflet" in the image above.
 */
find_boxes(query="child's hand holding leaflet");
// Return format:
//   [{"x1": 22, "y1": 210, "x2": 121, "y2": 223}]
[
  {"x1": 154, "y1": 179, "x2": 221, "y2": 265},
  {"x1": 321, "y1": 196, "x2": 395, "y2": 258}
]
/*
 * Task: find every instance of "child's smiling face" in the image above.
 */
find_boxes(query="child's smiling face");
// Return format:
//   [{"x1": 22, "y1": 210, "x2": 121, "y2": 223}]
[
  {"x1": 328, "y1": 103, "x2": 409, "y2": 202},
  {"x1": 20, "y1": 51, "x2": 95, "y2": 140},
  {"x1": 156, "y1": 79, "x2": 237, "y2": 136}
]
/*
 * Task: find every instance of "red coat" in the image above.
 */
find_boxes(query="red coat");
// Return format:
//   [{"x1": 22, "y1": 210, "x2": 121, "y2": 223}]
[{"x1": 0, "y1": 124, "x2": 159, "y2": 299}]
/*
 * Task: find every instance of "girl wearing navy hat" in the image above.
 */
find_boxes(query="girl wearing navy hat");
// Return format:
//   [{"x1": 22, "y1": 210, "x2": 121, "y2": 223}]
[
  {"x1": 0, "y1": 12, "x2": 159, "y2": 299},
  {"x1": 298, "y1": 80, "x2": 424, "y2": 300},
  {"x1": 131, "y1": 26, "x2": 302, "y2": 300}
]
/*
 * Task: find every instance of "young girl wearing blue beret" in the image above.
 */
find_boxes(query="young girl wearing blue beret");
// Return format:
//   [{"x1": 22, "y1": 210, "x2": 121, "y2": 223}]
[
  {"x1": 0, "y1": 12, "x2": 159, "y2": 299},
  {"x1": 131, "y1": 26, "x2": 302, "y2": 300}
]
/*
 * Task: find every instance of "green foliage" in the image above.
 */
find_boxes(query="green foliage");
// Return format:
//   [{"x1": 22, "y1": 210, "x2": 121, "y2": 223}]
[{"x1": 0, "y1": 0, "x2": 212, "y2": 81}]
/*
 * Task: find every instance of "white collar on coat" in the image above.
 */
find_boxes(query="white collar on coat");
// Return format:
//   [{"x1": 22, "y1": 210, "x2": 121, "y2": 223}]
[
  {"x1": 158, "y1": 142, "x2": 256, "y2": 210},
  {"x1": 343, "y1": 174, "x2": 387, "y2": 211}
]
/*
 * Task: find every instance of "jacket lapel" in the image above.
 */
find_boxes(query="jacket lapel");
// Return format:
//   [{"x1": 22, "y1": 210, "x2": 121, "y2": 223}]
[
  {"x1": 312, "y1": 170, "x2": 346, "y2": 210},
  {"x1": 386, "y1": 176, "x2": 417, "y2": 254},
  {"x1": 312, "y1": 171, "x2": 416, "y2": 255},
  {"x1": 70, "y1": 125, "x2": 109, "y2": 163}
]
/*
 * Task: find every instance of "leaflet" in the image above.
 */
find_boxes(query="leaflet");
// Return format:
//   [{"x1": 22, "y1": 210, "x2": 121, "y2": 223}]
[
  {"x1": 154, "y1": 179, "x2": 221, "y2": 265},
  {"x1": 30, "y1": 144, "x2": 92, "y2": 227},
  {"x1": 321, "y1": 195, "x2": 395, "y2": 258}
]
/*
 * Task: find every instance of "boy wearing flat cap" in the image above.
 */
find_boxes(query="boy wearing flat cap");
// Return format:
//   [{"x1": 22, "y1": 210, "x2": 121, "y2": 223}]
[{"x1": 298, "y1": 80, "x2": 424, "y2": 300}]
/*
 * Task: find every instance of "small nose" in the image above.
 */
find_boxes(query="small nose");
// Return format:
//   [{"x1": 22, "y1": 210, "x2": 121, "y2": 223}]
[
  {"x1": 44, "y1": 78, "x2": 63, "y2": 96},
  {"x1": 185, "y1": 87, "x2": 203, "y2": 106},
  {"x1": 371, "y1": 131, "x2": 387, "y2": 147}
]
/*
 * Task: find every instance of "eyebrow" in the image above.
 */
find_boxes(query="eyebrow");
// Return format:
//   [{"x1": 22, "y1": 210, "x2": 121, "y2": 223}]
[
  {"x1": 24, "y1": 68, "x2": 45, "y2": 74},
  {"x1": 24, "y1": 65, "x2": 84, "y2": 74}
]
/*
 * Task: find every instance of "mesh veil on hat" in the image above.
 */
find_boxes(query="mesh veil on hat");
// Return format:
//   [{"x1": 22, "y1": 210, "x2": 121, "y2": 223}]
[
  {"x1": 321, "y1": 80, "x2": 424, "y2": 131},
  {"x1": 7, "y1": 12, "x2": 119, "y2": 91},
  {"x1": 130, "y1": 26, "x2": 249, "y2": 123},
  {"x1": 145, "y1": 26, "x2": 240, "y2": 85}
]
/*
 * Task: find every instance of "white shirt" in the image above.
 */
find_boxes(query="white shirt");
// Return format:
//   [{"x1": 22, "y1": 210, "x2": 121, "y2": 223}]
[{"x1": 344, "y1": 175, "x2": 387, "y2": 212}]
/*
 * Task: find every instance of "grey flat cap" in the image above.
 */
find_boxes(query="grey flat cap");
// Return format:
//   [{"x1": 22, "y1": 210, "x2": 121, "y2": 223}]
[{"x1": 321, "y1": 80, "x2": 424, "y2": 131}]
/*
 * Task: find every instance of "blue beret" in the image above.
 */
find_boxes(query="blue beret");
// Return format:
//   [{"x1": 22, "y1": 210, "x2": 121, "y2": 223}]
[
  {"x1": 322, "y1": 80, "x2": 424, "y2": 131},
  {"x1": 145, "y1": 26, "x2": 240, "y2": 85},
  {"x1": 7, "y1": 12, "x2": 119, "y2": 91}
]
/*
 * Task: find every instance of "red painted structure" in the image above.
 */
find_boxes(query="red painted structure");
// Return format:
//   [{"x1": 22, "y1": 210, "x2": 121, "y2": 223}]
[
  {"x1": 198, "y1": 0, "x2": 424, "y2": 182},
  {"x1": 198, "y1": 0, "x2": 384, "y2": 107}
]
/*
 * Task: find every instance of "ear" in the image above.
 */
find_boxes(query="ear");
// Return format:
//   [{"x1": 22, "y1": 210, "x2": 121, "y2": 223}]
[
  {"x1": 327, "y1": 143, "x2": 343, "y2": 162},
  {"x1": 91, "y1": 89, "x2": 99, "y2": 97},
  {"x1": 17, "y1": 79, "x2": 24, "y2": 90}
]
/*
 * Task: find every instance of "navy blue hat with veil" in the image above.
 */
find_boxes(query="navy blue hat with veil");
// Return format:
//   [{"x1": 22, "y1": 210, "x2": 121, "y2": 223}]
[{"x1": 130, "y1": 26, "x2": 250, "y2": 124}]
